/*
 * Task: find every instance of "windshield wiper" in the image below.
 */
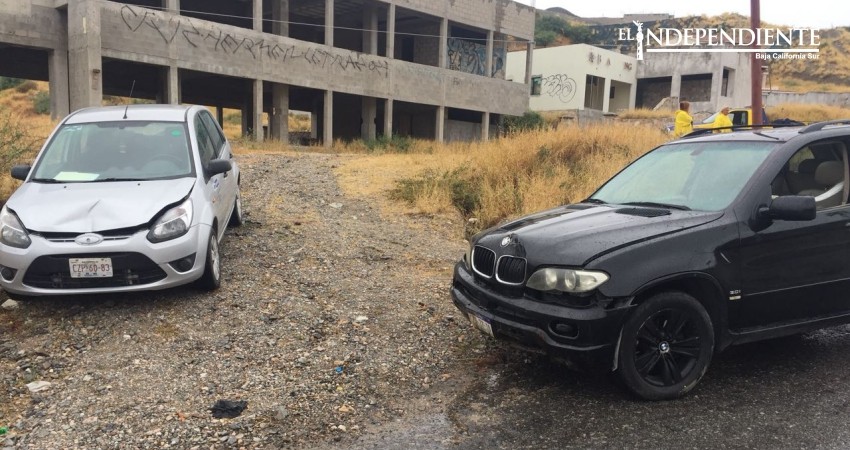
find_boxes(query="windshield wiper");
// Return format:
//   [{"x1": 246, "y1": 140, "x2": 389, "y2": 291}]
[
  {"x1": 91, "y1": 178, "x2": 146, "y2": 182},
  {"x1": 583, "y1": 198, "x2": 607, "y2": 205},
  {"x1": 622, "y1": 201, "x2": 691, "y2": 211},
  {"x1": 30, "y1": 178, "x2": 63, "y2": 183}
]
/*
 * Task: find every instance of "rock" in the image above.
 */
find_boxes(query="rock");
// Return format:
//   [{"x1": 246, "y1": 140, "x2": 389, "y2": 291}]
[
  {"x1": 26, "y1": 381, "x2": 52, "y2": 393},
  {"x1": 275, "y1": 406, "x2": 289, "y2": 421},
  {"x1": 329, "y1": 203, "x2": 343, "y2": 209},
  {"x1": 1, "y1": 299, "x2": 19, "y2": 311},
  {"x1": 354, "y1": 316, "x2": 368, "y2": 323}
]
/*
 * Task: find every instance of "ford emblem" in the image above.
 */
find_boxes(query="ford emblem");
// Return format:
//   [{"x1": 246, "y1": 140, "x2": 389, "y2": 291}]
[
  {"x1": 500, "y1": 236, "x2": 512, "y2": 247},
  {"x1": 75, "y1": 233, "x2": 103, "y2": 246}
]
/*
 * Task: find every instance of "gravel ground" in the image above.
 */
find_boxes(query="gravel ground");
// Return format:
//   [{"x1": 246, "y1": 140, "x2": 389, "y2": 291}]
[{"x1": 0, "y1": 152, "x2": 486, "y2": 449}]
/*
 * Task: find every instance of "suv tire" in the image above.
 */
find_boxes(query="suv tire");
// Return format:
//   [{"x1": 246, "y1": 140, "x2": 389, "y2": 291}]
[{"x1": 617, "y1": 292, "x2": 714, "y2": 400}]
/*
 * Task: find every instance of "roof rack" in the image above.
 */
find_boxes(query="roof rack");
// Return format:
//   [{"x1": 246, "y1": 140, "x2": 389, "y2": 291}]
[
  {"x1": 798, "y1": 119, "x2": 850, "y2": 134},
  {"x1": 681, "y1": 124, "x2": 798, "y2": 139}
]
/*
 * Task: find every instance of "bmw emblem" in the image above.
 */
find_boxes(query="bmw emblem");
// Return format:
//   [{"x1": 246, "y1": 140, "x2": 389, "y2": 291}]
[
  {"x1": 75, "y1": 233, "x2": 104, "y2": 246},
  {"x1": 500, "y1": 236, "x2": 512, "y2": 247}
]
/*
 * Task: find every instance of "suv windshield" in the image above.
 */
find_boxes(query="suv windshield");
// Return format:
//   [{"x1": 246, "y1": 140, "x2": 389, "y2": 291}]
[
  {"x1": 591, "y1": 141, "x2": 777, "y2": 211},
  {"x1": 31, "y1": 121, "x2": 193, "y2": 182}
]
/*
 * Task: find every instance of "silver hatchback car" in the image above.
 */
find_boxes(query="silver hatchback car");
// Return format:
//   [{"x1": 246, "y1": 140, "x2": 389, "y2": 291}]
[{"x1": 0, "y1": 104, "x2": 242, "y2": 299}]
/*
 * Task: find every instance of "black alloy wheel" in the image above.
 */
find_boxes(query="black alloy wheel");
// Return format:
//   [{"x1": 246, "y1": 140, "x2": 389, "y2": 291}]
[{"x1": 617, "y1": 292, "x2": 714, "y2": 400}]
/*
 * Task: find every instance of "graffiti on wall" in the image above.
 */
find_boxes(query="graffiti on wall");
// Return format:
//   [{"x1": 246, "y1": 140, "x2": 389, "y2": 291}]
[
  {"x1": 119, "y1": 5, "x2": 389, "y2": 77},
  {"x1": 446, "y1": 38, "x2": 506, "y2": 78},
  {"x1": 541, "y1": 74, "x2": 577, "y2": 103}
]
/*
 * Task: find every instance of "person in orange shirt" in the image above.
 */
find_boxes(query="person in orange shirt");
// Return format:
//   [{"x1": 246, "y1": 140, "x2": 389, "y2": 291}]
[
  {"x1": 712, "y1": 107, "x2": 733, "y2": 133},
  {"x1": 673, "y1": 101, "x2": 693, "y2": 137}
]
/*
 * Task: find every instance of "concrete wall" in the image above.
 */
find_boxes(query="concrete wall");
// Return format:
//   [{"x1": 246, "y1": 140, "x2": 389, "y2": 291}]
[
  {"x1": 506, "y1": 44, "x2": 637, "y2": 113},
  {"x1": 394, "y1": 0, "x2": 535, "y2": 41},
  {"x1": 97, "y1": 2, "x2": 528, "y2": 115},
  {"x1": 763, "y1": 91, "x2": 850, "y2": 109}
]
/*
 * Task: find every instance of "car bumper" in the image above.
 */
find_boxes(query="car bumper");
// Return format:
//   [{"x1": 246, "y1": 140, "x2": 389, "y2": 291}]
[
  {"x1": 451, "y1": 262, "x2": 632, "y2": 359},
  {"x1": 0, "y1": 224, "x2": 212, "y2": 296}
]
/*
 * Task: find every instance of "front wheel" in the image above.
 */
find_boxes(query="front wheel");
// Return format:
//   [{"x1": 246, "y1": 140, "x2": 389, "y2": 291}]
[
  {"x1": 617, "y1": 292, "x2": 714, "y2": 400},
  {"x1": 196, "y1": 230, "x2": 221, "y2": 291},
  {"x1": 228, "y1": 190, "x2": 243, "y2": 227}
]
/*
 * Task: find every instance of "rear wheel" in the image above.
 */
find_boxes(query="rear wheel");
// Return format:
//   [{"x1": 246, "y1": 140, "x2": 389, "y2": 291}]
[
  {"x1": 196, "y1": 230, "x2": 221, "y2": 291},
  {"x1": 617, "y1": 292, "x2": 714, "y2": 400}
]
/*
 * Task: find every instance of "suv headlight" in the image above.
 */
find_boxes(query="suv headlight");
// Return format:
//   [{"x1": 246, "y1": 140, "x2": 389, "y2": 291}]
[
  {"x1": 147, "y1": 198, "x2": 193, "y2": 243},
  {"x1": 463, "y1": 241, "x2": 473, "y2": 270},
  {"x1": 526, "y1": 268, "x2": 609, "y2": 293},
  {"x1": 0, "y1": 206, "x2": 31, "y2": 249}
]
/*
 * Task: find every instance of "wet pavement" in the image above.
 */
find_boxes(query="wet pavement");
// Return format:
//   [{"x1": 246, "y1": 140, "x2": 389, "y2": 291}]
[{"x1": 354, "y1": 326, "x2": 850, "y2": 449}]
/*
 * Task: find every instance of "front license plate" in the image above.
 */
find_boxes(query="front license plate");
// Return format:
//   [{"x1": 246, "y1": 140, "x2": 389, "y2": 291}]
[
  {"x1": 69, "y1": 258, "x2": 113, "y2": 278},
  {"x1": 469, "y1": 313, "x2": 494, "y2": 338}
]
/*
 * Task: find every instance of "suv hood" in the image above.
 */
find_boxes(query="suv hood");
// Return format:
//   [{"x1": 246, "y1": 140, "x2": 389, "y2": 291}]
[
  {"x1": 7, "y1": 178, "x2": 195, "y2": 233},
  {"x1": 477, "y1": 204, "x2": 723, "y2": 267}
]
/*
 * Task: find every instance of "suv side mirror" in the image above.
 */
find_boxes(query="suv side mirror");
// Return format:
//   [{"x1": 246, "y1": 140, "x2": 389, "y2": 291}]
[
  {"x1": 10, "y1": 165, "x2": 30, "y2": 181},
  {"x1": 761, "y1": 196, "x2": 817, "y2": 221},
  {"x1": 205, "y1": 159, "x2": 232, "y2": 177}
]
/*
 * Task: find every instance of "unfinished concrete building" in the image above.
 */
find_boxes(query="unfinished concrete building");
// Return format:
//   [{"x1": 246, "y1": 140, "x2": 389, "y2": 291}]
[{"x1": 0, "y1": 0, "x2": 535, "y2": 144}]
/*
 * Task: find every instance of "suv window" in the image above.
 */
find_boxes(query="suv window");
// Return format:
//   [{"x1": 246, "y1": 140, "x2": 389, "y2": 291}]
[{"x1": 773, "y1": 139, "x2": 847, "y2": 209}]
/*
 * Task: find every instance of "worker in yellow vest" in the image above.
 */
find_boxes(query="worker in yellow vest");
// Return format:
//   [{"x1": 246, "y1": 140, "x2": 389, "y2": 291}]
[
  {"x1": 673, "y1": 101, "x2": 693, "y2": 137},
  {"x1": 712, "y1": 106, "x2": 733, "y2": 133}
]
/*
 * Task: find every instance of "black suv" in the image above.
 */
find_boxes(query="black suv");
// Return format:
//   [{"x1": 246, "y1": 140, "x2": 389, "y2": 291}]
[{"x1": 452, "y1": 121, "x2": 850, "y2": 400}]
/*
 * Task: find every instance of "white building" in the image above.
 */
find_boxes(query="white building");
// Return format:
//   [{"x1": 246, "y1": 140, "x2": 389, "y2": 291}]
[{"x1": 506, "y1": 44, "x2": 638, "y2": 114}]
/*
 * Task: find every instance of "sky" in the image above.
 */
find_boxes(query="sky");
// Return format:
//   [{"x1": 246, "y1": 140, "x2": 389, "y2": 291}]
[{"x1": 513, "y1": 1, "x2": 850, "y2": 29}]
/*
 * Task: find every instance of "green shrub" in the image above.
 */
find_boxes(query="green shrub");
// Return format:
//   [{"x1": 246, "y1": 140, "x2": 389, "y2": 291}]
[
  {"x1": 0, "y1": 112, "x2": 39, "y2": 170},
  {"x1": 33, "y1": 91, "x2": 50, "y2": 115},
  {"x1": 363, "y1": 135, "x2": 414, "y2": 153},
  {"x1": 504, "y1": 111, "x2": 546, "y2": 133},
  {"x1": 390, "y1": 165, "x2": 482, "y2": 217},
  {"x1": 0, "y1": 77, "x2": 24, "y2": 91},
  {"x1": 14, "y1": 80, "x2": 38, "y2": 93},
  {"x1": 534, "y1": 30, "x2": 558, "y2": 47}
]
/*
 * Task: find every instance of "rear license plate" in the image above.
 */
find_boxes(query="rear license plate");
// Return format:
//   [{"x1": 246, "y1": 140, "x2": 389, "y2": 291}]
[
  {"x1": 69, "y1": 258, "x2": 113, "y2": 278},
  {"x1": 469, "y1": 313, "x2": 494, "y2": 338}
]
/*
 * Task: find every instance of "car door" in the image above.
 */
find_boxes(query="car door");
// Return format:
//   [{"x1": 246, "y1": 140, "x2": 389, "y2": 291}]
[
  {"x1": 200, "y1": 111, "x2": 238, "y2": 218},
  {"x1": 194, "y1": 113, "x2": 229, "y2": 232},
  {"x1": 734, "y1": 139, "x2": 850, "y2": 329}
]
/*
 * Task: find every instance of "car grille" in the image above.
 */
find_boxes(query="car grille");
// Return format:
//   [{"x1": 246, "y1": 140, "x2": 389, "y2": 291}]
[
  {"x1": 23, "y1": 253, "x2": 167, "y2": 289},
  {"x1": 472, "y1": 246, "x2": 496, "y2": 278},
  {"x1": 496, "y1": 256, "x2": 526, "y2": 285}
]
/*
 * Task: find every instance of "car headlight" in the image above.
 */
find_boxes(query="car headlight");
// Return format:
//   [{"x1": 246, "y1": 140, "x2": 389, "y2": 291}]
[
  {"x1": 0, "y1": 206, "x2": 31, "y2": 249},
  {"x1": 526, "y1": 268, "x2": 609, "y2": 293},
  {"x1": 147, "y1": 198, "x2": 193, "y2": 243},
  {"x1": 463, "y1": 241, "x2": 473, "y2": 270}
]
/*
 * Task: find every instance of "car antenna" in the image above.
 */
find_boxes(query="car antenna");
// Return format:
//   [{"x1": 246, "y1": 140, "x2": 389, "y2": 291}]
[{"x1": 123, "y1": 80, "x2": 136, "y2": 120}]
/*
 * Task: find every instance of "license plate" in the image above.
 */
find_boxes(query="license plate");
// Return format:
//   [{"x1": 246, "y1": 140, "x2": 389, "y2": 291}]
[
  {"x1": 468, "y1": 313, "x2": 494, "y2": 338},
  {"x1": 69, "y1": 258, "x2": 113, "y2": 278}
]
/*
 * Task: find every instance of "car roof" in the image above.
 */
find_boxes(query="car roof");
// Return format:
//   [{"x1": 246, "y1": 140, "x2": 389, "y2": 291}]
[
  {"x1": 65, "y1": 104, "x2": 195, "y2": 124},
  {"x1": 673, "y1": 122, "x2": 850, "y2": 145}
]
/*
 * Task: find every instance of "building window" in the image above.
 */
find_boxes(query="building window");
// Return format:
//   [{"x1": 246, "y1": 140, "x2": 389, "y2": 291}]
[
  {"x1": 531, "y1": 75, "x2": 542, "y2": 96},
  {"x1": 610, "y1": 86, "x2": 616, "y2": 99}
]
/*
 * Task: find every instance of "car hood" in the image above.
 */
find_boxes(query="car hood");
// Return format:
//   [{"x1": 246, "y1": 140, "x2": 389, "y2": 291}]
[
  {"x1": 476, "y1": 204, "x2": 724, "y2": 267},
  {"x1": 7, "y1": 178, "x2": 195, "y2": 233}
]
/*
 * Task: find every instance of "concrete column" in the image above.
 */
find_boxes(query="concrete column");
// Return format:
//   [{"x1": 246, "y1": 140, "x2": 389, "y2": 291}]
[
  {"x1": 216, "y1": 106, "x2": 224, "y2": 126},
  {"x1": 164, "y1": 0, "x2": 179, "y2": 13},
  {"x1": 323, "y1": 90, "x2": 333, "y2": 147},
  {"x1": 361, "y1": 97, "x2": 377, "y2": 140},
  {"x1": 271, "y1": 84, "x2": 289, "y2": 143},
  {"x1": 242, "y1": 103, "x2": 250, "y2": 136},
  {"x1": 524, "y1": 41, "x2": 534, "y2": 85},
  {"x1": 481, "y1": 111, "x2": 490, "y2": 141},
  {"x1": 384, "y1": 98, "x2": 393, "y2": 138},
  {"x1": 166, "y1": 66, "x2": 180, "y2": 104},
  {"x1": 628, "y1": 83, "x2": 637, "y2": 110},
  {"x1": 485, "y1": 30, "x2": 494, "y2": 78},
  {"x1": 602, "y1": 77, "x2": 611, "y2": 113},
  {"x1": 362, "y1": 2, "x2": 379, "y2": 54},
  {"x1": 48, "y1": 50, "x2": 70, "y2": 120},
  {"x1": 435, "y1": 106, "x2": 445, "y2": 142},
  {"x1": 670, "y1": 71, "x2": 682, "y2": 101},
  {"x1": 68, "y1": 0, "x2": 103, "y2": 111},
  {"x1": 438, "y1": 18, "x2": 448, "y2": 68},
  {"x1": 253, "y1": 0, "x2": 262, "y2": 32},
  {"x1": 325, "y1": 0, "x2": 334, "y2": 47},
  {"x1": 386, "y1": 4, "x2": 395, "y2": 58},
  {"x1": 272, "y1": 0, "x2": 289, "y2": 36},
  {"x1": 253, "y1": 79, "x2": 264, "y2": 141}
]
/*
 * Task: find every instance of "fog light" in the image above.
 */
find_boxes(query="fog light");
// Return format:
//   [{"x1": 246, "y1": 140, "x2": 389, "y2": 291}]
[
  {"x1": 0, "y1": 266, "x2": 16, "y2": 281},
  {"x1": 551, "y1": 322, "x2": 578, "y2": 338},
  {"x1": 168, "y1": 254, "x2": 196, "y2": 273}
]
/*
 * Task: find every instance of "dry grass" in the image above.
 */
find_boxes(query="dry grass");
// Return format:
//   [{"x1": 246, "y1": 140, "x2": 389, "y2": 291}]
[
  {"x1": 617, "y1": 108, "x2": 674, "y2": 120},
  {"x1": 766, "y1": 103, "x2": 850, "y2": 123}
]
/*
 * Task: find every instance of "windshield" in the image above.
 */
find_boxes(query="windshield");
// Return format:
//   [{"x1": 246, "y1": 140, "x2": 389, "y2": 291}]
[
  {"x1": 591, "y1": 141, "x2": 778, "y2": 211},
  {"x1": 31, "y1": 121, "x2": 193, "y2": 182},
  {"x1": 701, "y1": 112, "x2": 719, "y2": 124}
]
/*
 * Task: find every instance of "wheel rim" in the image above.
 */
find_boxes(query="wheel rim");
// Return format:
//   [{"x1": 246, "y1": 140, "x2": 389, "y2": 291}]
[
  {"x1": 209, "y1": 235, "x2": 220, "y2": 281},
  {"x1": 633, "y1": 308, "x2": 703, "y2": 388}
]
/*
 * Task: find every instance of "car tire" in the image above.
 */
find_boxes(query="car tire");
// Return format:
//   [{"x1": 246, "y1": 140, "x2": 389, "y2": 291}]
[
  {"x1": 228, "y1": 190, "x2": 243, "y2": 228},
  {"x1": 617, "y1": 292, "x2": 714, "y2": 401},
  {"x1": 196, "y1": 230, "x2": 221, "y2": 291}
]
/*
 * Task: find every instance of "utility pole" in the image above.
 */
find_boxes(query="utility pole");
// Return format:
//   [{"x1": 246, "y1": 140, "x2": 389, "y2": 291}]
[{"x1": 750, "y1": 0, "x2": 763, "y2": 125}]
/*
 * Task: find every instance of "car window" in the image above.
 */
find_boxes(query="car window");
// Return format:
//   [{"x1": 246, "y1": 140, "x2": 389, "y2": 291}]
[
  {"x1": 200, "y1": 111, "x2": 225, "y2": 156},
  {"x1": 773, "y1": 140, "x2": 847, "y2": 210},
  {"x1": 592, "y1": 141, "x2": 777, "y2": 211},
  {"x1": 731, "y1": 111, "x2": 747, "y2": 126},
  {"x1": 195, "y1": 115, "x2": 216, "y2": 169},
  {"x1": 31, "y1": 121, "x2": 193, "y2": 182}
]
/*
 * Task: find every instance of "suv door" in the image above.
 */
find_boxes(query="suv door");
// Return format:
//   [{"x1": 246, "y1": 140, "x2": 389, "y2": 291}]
[{"x1": 734, "y1": 139, "x2": 850, "y2": 329}]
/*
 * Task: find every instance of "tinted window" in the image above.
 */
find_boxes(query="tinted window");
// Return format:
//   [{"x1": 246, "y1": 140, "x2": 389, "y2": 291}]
[
  {"x1": 195, "y1": 115, "x2": 216, "y2": 168},
  {"x1": 200, "y1": 111, "x2": 225, "y2": 155}
]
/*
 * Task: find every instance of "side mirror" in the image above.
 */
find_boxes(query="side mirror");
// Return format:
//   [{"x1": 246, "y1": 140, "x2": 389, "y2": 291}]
[
  {"x1": 760, "y1": 196, "x2": 817, "y2": 221},
  {"x1": 205, "y1": 159, "x2": 232, "y2": 177},
  {"x1": 10, "y1": 165, "x2": 30, "y2": 181}
]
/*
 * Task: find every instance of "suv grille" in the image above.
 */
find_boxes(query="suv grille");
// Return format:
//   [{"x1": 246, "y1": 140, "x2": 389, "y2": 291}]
[
  {"x1": 472, "y1": 246, "x2": 496, "y2": 278},
  {"x1": 497, "y1": 256, "x2": 527, "y2": 285},
  {"x1": 23, "y1": 253, "x2": 166, "y2": 289}
]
